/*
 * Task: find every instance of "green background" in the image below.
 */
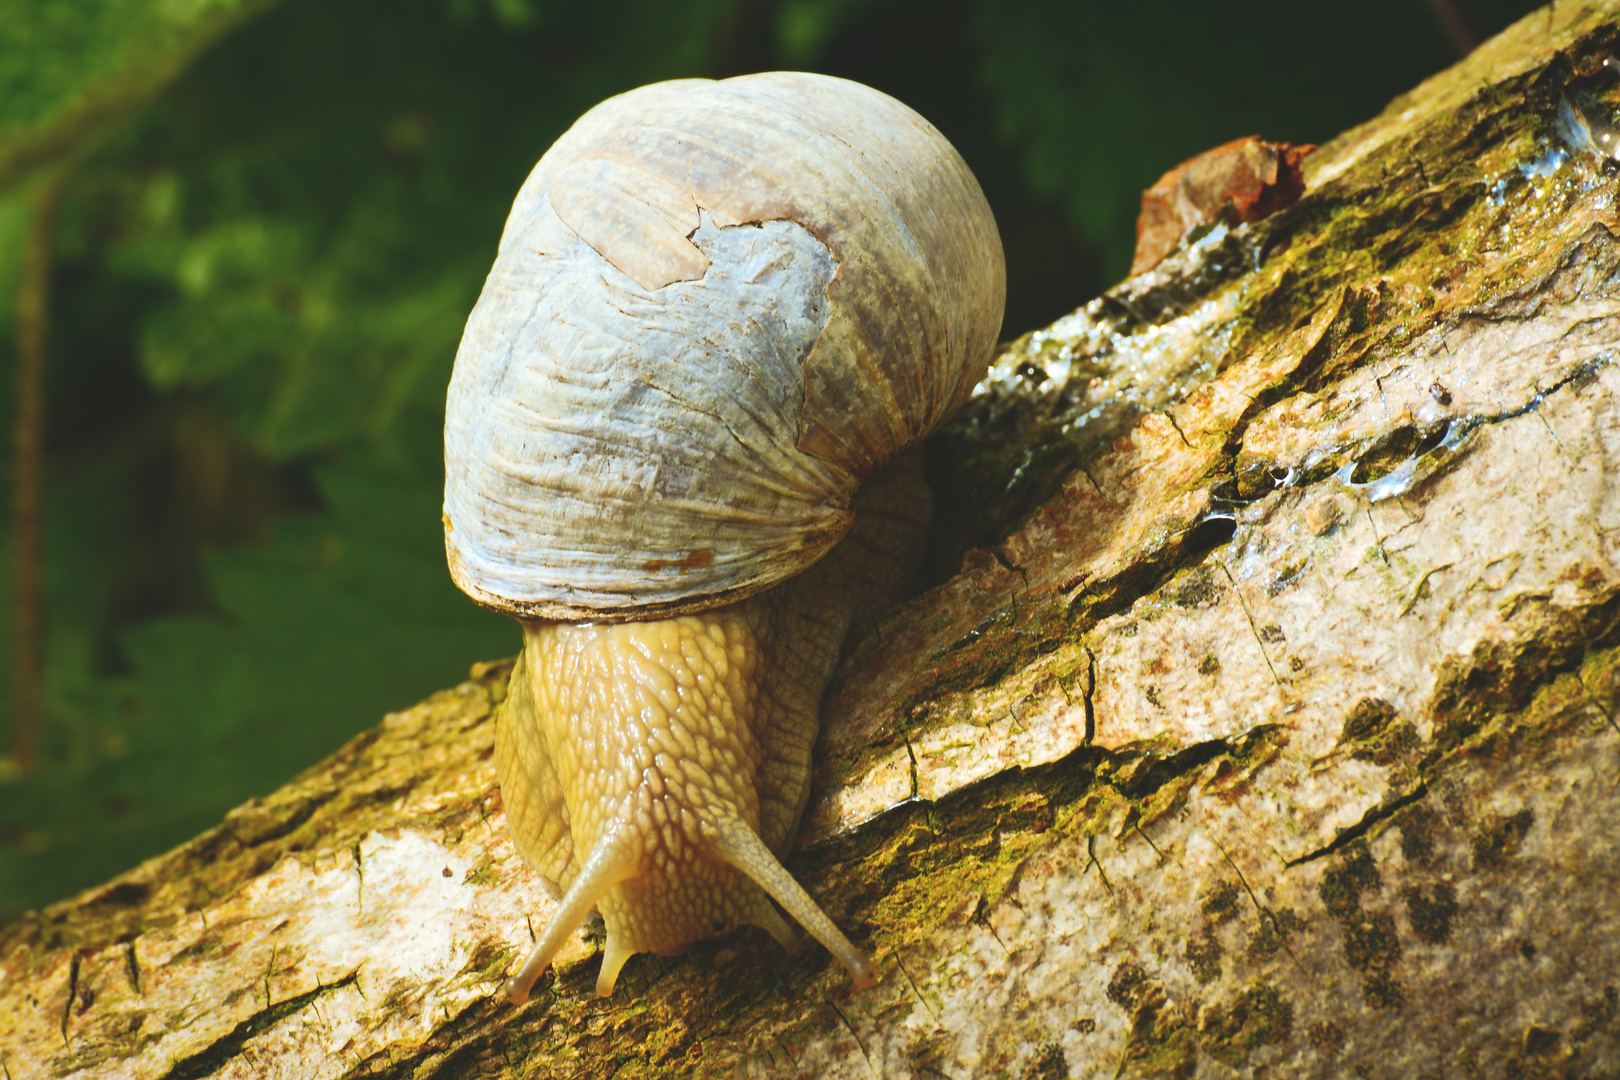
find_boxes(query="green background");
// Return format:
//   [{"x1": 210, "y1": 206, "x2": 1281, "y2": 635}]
[{"x1": 0, "y1": 0, "x2": 1537, "y2": 918}]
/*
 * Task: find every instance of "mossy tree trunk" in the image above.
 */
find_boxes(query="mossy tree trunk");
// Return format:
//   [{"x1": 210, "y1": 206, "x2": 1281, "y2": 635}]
[{"x1": 5, "y1": 4, "x2": 1620, "y2": 1078}]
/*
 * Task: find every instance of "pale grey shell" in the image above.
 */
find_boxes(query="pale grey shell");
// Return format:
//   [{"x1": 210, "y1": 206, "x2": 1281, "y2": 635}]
[{"x1": 443, "y1": 71, "x2": 1005, "y2": 621}]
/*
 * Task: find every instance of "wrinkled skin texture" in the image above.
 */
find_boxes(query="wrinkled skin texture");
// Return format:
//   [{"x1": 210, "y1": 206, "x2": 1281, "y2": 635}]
[{"x1": 496, "y1": 458, "x2": 928, "y2": 999}]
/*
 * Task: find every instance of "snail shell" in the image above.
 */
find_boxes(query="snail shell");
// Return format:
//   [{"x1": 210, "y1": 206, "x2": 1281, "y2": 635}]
[
  {"x1": 443, "y1": 72, "x2": 1004, "y2": 1001},
  {"x1": 443, "y1": 71, "x2": 1004, "y2": 621}
]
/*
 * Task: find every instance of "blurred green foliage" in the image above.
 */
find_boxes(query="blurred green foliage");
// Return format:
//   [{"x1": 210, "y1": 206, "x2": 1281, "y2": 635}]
[
  {"x1": 0, "y1": 0, "x2": 274, "y2": 190},
  {"x1": 0, "y1": 0, "x2": 1537, "y2": 917}
]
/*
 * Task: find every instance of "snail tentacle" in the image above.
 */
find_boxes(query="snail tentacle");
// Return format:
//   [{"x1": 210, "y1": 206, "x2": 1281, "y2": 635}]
[
  {"x1": 504, "y1": 825, "x2": 638, "y2": 1004},
  {"x1": 595, "y1": 932, "x2": 636, "y2": 998},
  {"x1": 704, "y1": 817, "x2": 878, "y2": 989}
]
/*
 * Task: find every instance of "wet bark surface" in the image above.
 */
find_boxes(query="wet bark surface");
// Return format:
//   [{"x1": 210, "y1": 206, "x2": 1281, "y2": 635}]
[{"x1": 4, "y1": 4, "x2": 1620, "y2": 1078}]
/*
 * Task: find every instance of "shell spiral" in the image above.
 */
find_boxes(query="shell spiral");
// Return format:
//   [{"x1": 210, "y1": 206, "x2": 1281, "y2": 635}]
[{"x1": 443, "y1": 72, "x2": 1005, "y2": 620}]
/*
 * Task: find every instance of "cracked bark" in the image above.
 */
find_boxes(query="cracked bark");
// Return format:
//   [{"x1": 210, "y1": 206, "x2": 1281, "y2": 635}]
[{"x1": 5, "y1": 5, "x2": 1620, "y2": 1079}]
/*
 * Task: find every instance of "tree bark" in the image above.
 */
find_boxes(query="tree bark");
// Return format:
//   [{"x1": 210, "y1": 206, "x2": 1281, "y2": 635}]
[{"x1": 5, "y1": 4, "x2": 1620, "y2": 1078}]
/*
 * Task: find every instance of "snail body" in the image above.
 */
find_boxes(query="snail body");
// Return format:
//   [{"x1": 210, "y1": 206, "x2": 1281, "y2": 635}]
[{"x1": 444, "y1": 72, "x2": 1004, "y2": 1001}]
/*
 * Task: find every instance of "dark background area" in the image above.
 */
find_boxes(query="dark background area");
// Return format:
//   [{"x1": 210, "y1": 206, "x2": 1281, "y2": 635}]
[{"x1": 0, "y1": 0, "x2": 1539, "y2": 918}]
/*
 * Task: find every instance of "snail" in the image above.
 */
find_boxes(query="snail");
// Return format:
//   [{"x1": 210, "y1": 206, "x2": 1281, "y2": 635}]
[{"x1": 443, "y1": 71, "x2": 1004, "y2": 1002}]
